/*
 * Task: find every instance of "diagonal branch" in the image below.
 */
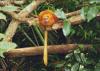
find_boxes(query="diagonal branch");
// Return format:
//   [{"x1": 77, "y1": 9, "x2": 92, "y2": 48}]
[{"x1": 3, "y1": 0, "x2": 45, "y2": 41}]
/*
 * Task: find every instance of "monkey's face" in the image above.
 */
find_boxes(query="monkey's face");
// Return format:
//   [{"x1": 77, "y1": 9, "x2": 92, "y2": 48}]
[{"x1": 39, "y1": 10, "x2": 58, "y2": 28}]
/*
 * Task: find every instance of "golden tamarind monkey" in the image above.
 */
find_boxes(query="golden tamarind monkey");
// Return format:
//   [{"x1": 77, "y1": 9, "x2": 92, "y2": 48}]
[{"x1": 38, "y1": 10, "x2": 58, "y2": 66}]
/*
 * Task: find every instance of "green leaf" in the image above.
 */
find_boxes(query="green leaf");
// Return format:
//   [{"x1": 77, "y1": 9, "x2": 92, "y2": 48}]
[
  {"x1": 71, "y1": 63, "x2": 79, "y2": 71},
  {"x1": 62, "y1": 20, "x2": 71, "y2": 36},
  {"x1": 70, "y1": 28, "x2": 75, "y2": 36},
  {"x1": 65, "y1": 53, "x2": 73, "y2": 59},
  {"x1": 78, "y1": 44, "x2": 84, "y2": 48},
  {"x1": 55, "y1": 62, "x2": 65, "y2": 68},
  {"x1": 79, "y1": 65, "x2": 85, "y2": 71},
  {"x1": 74, "y1": 49, "x2": 81, "y2": 63},
  {"x1": 55, "y1": 9, "x2": 66, "y2": 19},
  {"x1": 74, "y1": 49, "x2": 80, "y2": 54},
  {"x1": 74, "y1": 53, "x2": 81, "y2": 63},
  {"x1": 89, "y1": 0, "x2": 100, "y2": 4},
  {"x1": 95, "y1": 63, "x2": 100, "y2": 71},
  {"x1": 1, "y1": 5, "x2": 19, "y2": 12},
  {"x1": 80, "y1": 53, "x2": 86, "y2": 64},
  {"x1": 87, "y1": 6, "x2": 99, "y2": 22},
  {"x1": 80, "y1": 7, "x2": 89, "y2": 20},
  {"x1": 80, "y1": 6, "x2": 99, "y2": 22},
  {"x1": 0, "y1": 41, "x2": 17, "y2": 58},
  {"x1": 0, "y1": 13, "x2": 6, "y2": 20},
  {"x1": 0, "y1": 33, "x2": 5, "y2": 40},
  {"x1": 65, "y1": 68, "x2": 70, "y2": 71}
]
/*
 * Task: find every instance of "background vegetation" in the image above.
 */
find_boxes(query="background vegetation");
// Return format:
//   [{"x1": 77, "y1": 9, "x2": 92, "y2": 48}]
[{"x1": 0, "y1": 0, "x2": 100, "y2": 71}]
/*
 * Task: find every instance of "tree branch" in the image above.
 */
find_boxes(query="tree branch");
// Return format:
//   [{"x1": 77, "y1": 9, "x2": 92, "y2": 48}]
[
  {"x1": 3, "y1": 0, "x2": 45, "y2": 41},
  {"x1": 4, "y1": 44, "x2": 92, "y2": 58},
  {"x1": 3, "y1": 2, "x2": 100, "y2": 41},
  {"x1": 4, "y1": 9, "x2": 100, "y2": 29},
  {"x1": 66, "y1": 10, "x2": 80, "y2": 17}
]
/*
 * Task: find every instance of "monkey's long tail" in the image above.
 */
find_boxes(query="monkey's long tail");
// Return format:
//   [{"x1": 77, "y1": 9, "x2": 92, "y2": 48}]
[{"x1": 43, "y1": 30, "x2": 48, "y2": 66}]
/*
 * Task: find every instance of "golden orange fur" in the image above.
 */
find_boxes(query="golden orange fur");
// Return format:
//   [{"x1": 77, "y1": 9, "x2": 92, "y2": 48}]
[
  {"x1": 38, "y1": 10, "x2": 57, "y2": 28},
  {"x1": 38, "y1": 10, "x2": 58, "y2": 66}
]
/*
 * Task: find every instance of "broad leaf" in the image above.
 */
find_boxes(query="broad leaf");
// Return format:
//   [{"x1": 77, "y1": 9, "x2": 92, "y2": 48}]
[
  {"x1": 89, "y1": 0, "x2": 100, "y2": 4},
  {"x1": 80, "y1": 6, "x2": 99, "y2": 22},
  {"x1": 79, "y1": 65, "x2": 85, "y2": 71},
  {"x1": 74, "y1": 49, "x2": 81, "y2": 54},
  {"x1": 80, "y1": 7, "x2": 89, "y2": 20},
  {"x1": 71, "y1": 63, "x2": 79, "y2": 71},
  {"x1": 74, "y1": 49, "x2": 81, "y2": 63},
  {"x1": 0, "y1": 13, "x2": 6, "y2": 20},
  {"x1": 65, "y1": 53, "x2": 73, "y2": 59},
  {"x1": 62, "y1": 20, "x2": 71, "y2": 36},
  {"x1": 1, "y1": 5, "x2": 19, "y2": 12},
  {"x1": 55, "y1": 62, "x2": 65, "y2": 68},
  {"x1": 55, "y1": 9, "x2": 66, "y2": 19},
  {"x1": 0, "y1": 33, "x2": 5, "y2": 40},
  {"x1": 74, "y1": 53, "x2": 81, "y2": 63},
  {"x1": 87, "y1": 6, "x2": 99, "y2": 22},
  {"x1": 80, "y1": 53, "x2": 86, "y2": 64},
  {"x1": 95, "y1": 63, "x2": 100, "y2": 71},
  {"x1": 0, "y1": 41, "x2": 17, "y2": 58}
]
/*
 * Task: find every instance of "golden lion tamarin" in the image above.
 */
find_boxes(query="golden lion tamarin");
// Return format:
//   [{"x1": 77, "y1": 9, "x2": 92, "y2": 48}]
[{"x1": 38, "y1": 10, "x2": 58, "y2": 66}]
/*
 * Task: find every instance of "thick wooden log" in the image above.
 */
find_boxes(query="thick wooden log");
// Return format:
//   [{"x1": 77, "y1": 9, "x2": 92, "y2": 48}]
[{"x1": 5, "y1": 44, "x2": 92, "y2": 58}]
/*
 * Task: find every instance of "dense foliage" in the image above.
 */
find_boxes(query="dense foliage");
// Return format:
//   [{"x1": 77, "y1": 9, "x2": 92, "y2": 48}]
[{"x1": 0, "y1": 0, "x2": 100, "y2": 71}]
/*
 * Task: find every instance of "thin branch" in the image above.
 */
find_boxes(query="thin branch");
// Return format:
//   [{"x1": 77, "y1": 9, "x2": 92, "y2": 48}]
[
  {"x1": 3, "y1": 10, "x2": 100, "y2": 30},
  {"x1": 66, "y1": 10, "x2": 80, "y2": 17},
  {"x1": 2, "y1": 10, "x2": 81, "y2": 24}
]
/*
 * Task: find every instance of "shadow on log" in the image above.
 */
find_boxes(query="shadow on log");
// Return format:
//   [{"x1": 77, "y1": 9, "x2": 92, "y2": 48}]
[{"x1": 5, "y1": 44, "x2": 92, "y2": 58}]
